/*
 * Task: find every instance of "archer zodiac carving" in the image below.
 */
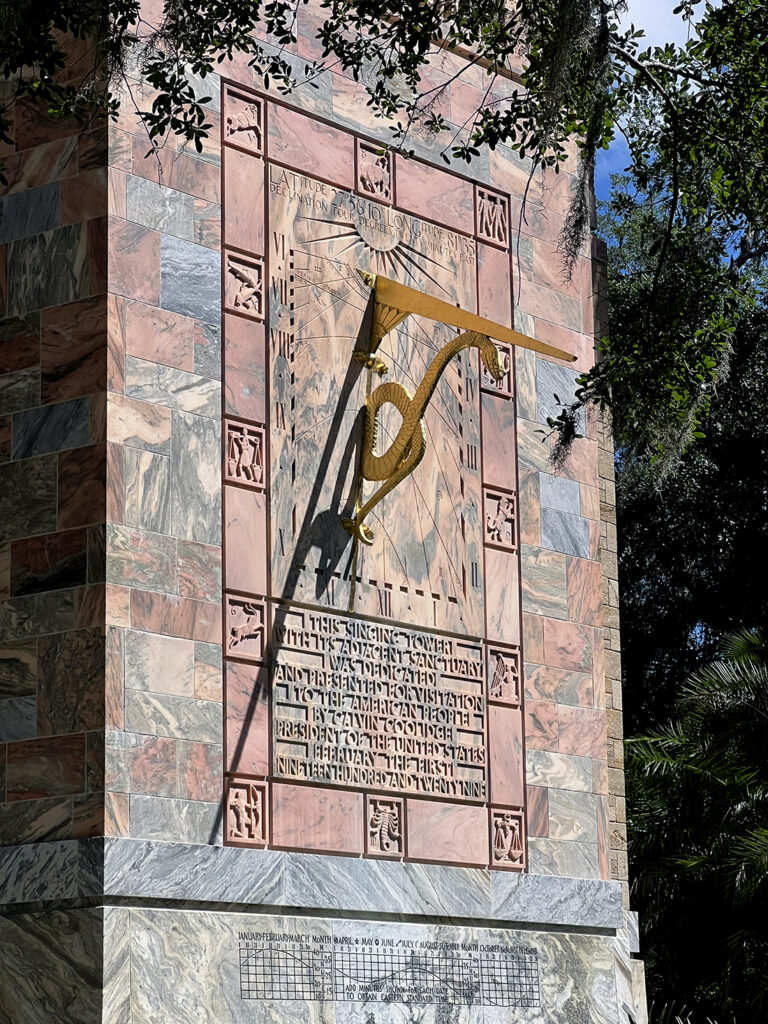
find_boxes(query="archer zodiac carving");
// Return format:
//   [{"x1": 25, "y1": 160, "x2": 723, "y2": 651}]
[{"x1": 227, "y1": 780, "x2": 267, "y2": 846}]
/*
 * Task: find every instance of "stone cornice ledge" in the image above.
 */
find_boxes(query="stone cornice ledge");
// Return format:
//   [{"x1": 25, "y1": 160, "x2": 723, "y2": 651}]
[{"x1": 0, "y1": 839, "x2": 623, "y2": 931}]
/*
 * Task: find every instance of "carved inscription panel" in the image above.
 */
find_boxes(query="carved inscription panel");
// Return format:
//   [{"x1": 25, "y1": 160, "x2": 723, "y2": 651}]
[
  {"x1": 272, "y1": 608, "x2": 486, "y2": 800},
  {"x1": 267, "y1": 167, "x2": 483, "y2": 635}
]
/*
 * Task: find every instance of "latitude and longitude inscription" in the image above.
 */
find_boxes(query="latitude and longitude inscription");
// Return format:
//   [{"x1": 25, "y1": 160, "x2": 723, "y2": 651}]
[{"x1": 272, "y1": 609, "x2": 486, "y2": 800}]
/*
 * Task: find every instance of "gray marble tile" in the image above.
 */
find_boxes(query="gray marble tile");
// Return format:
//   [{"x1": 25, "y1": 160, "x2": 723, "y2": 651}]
[
  {"x1": 540, "y1": 507, "x2": 590, "y2": 558},
  {"x1": 0, "y1": 456, "x2": 57, "y2": 544},
  {"x1": 128, "y1": 794, "x2": 222, "y2": 844},
  {"x1": 514, "y1": 308, "x2": 536, "y2": 337},
  {"x1": 103, "y1": 906, "x2": 132, "y2": 1024},
  {"x1": 170, "y1": 409, "x2": 221, "y2": 544},
  {"x1": 124, "y1": 629, "x2": 195, "y2": 694},
  {"x1": 126, "y1": 175, "x2": 194, "y2": 239},
  {"x1": 0, "y1": 797, "x2": 73, "y2": 846},
  {"x1": 185, "y1": 69, "x2": 221, "y2": 112},
  {"x1": 124, "y1": 689, "x2": 222, "y2": 743},
  {"x1": 7, "y1": 225, "x2": 89, "y2": 316},
  {"x1": 194, "y1": 320, "x2": 221, "y2": 380},
  {"x1": 160, "y1": 235, "x2": 221, "y2": 323},
  {"x1": 106, "y1": 523, "x2": 177, "y2": 593},
  {"x1": 102, "y1": 838, "x2": 284, "y2": 905},
  {"x1": 124, "y1": 448, "x2": 172, "y2": 533},
  {"x1": 0, "y1": 640, "x2": 36, "y2": 698},
  {"x1": 528, "y1": 837, "x2": 600, "y2": 879},
  {"x1": 11, "y1": 397, "x2": 90, "y2": 459},
  {"x1": 0, "y1": 839, "x2": 81, "y2": 904},
  {"x1": 536, "y1": 359, "x2": 583, "y2": 426},
  {"x1": 626, "y1": 910, "x2": 640, "y2": 953},
  {"x1": 0, "y1": 907, "x2": 103, "y2": 1022},
  {"x1": 526, "y1": 750, "x2": 593, "y2": 792},
  {"x1": 194, "y1": 640, "x2": 222, "y2": 668},
  {"x1": 0, "y1": 588, "x2": 78, "y2": 643},
  {"x1": 0, "y1": 367, "x2": 40, "y2": 415},
  {"x1": 125, "y1": 355, "x2": 221, "y2": 418},
  {"x1": 0, "y1": 695, "x2": 36, "y2": 741},
  {"x1": 491, "y1": 872, "x2": 622, "y2": 929},
  {"x1": 539, "y1": 473, "x2": 581, "y2": 515},
  {"x1": 0, "y1": 183, "x2": 59, "y2": 244},
  {"x1": 548, "y1": 789, "x2": 599, "y2": 844}
]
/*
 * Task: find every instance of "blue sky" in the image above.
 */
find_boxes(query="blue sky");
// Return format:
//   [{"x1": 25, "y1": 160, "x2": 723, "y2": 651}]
[{"x1": 594, "y1": 0, "x2": 692, "y2": 200}]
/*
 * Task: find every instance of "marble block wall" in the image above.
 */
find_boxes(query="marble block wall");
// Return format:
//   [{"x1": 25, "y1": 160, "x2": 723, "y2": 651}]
[{"x1": 2, "y1": 0, "x2": 621, "y2": 886}]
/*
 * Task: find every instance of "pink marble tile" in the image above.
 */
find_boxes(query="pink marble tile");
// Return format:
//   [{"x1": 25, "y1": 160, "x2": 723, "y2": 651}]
[
  {"x1": 526, "y1": 784, "x2": 549, "y2": 838},
  {"x1": 477, "y1": 243, "x2": 511, "y2": 327},
  {"x1": 542, "y1": 618, "x2": 596, "y2": 673},
  {"x1": 130, "y1": 137, "x2": 221, "y2": 204},
  {"x1": 225, "y1": 660, "x2": 269, "y2": 777},
  {"x1": 108, "y1": 217, "x2": 161, "y2": 304},
  {"x1": 524, "y1": 664, "x2": 593, "y2": 707},
  {"x1": 484, "y1": 547, "x2": 520, "y2": 645},
  {"x1": 580, "y1": 484, "x2": 600, "y2": 521},
  {"x1": 597, "y1": 793, "x2": 610, "y2": 879},
  {"x1": 224, "y1": 314, "x2": 266, "y2": 422},
  {"x1": 271, "y1": 783, "x2": 363, "y2": 854},
  {"x1": 224, "y1": 485, "x2": 267, "y2": 595},
  {"x1": 566, "y1": 556, "x2": 603, "y2": 627},
  {"x1": 394, "y1": 157, "x2": 474, "y2": 235},
  {"x1": 60, "y1": 168, "x2": 108, "y2": 225},
  {"x1": 524, "y1": 700, "x2": 558, "y2": 750},
  {"x1": 481, "y1": 394, "x2": 517, "y2": 490},
  {"x1": 518, "y1": 468, "x2": 540, "y2": 547},
  {"x1": 558, "y1": 705, "x2": 607, "y2": 759},
  {"x1": 7, "y1": 735, "x2": 85, "y2": 800},
  {"x1": 522, "y1": 612, "x2": 544, "y2": 665},
  {"x1": 557, "y1": 436, "x2": 599, "y2": 488},
  {"x1": 268, "y1": 105, "x2": 354, "y2": 189},
  {"x1": 41, "y1": 297, "x2": 107, "y2": 404},
  {"x1": 124, "y1": 299, "x2": 195, "y2": 371},
  {"x1": 406, "y1": 799, "x2": 489, "y2": 867},
  {"x1": 178, "y1": 741, "x2": 222, "y2": 802},
  {"x1": 488, "y1": 704, "x2": 525, "y2": 807},
  {"x1": 224, "y1": 149, "x2": 265, "y2": 256},
  {"x1": 129, "y1": 589, "x2": 221, "y2": 643}
]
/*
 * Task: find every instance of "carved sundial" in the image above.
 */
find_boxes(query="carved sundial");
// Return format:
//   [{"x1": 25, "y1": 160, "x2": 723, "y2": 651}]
[{"x1": 266, "y1": 168, "x2": 571, "y2": 636}]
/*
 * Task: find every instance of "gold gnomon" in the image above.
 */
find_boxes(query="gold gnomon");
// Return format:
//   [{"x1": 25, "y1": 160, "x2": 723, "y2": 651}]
[{"x1": 342, "y1": 272, "x2": 575, "y2": 545}]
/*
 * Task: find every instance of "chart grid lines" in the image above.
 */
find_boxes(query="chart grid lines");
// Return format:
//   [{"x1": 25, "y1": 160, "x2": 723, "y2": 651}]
[{"x1": 239, "y1": 942, "x2": 540, "y2": 1007}]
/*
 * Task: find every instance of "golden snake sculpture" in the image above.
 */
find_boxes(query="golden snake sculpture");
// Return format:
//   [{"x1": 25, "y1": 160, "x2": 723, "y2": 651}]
[{"x1": 342, "y1": 330, "x2": 505, "y2": 545}]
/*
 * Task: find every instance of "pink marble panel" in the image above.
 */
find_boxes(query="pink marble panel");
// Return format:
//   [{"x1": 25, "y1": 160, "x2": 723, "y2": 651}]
[
  {"x1": 268, "y1": 105, "x2": 355, "y2": 189},
  {"x1": 394, "y1": 156, "x2": 474, "y2": 235},
  {"x1": 488, "y1": 705, "x2": 525, "y2": 807},
  {"x1": 108, "y1": 217, "x2": 161, "y2": 304},
  {"x1": 543, "y1": 618, "x2": 596, "y2": 673},
  {"x1": 558, "y1": 705, "x2": 607, "y2": 759},
  {"x1": 224, "y1": 149, "x2": 265, "y2": 256},
  {"x1": 566, "y1": 556, "x2": 603, "y2": 627},
  {"x1": 6, "y1": 735, "x2": 85, "y2": 800},
  {"x1": 526, "y1": 784, "x2": 549, "y2": 838},
  {"x1": 129, "y1": 589, "x2": 221, "y2": 643},
  {"x1": 124, "y1": 299, "x2": 195, "y2": 371},
  {"x1": 225, "y1": 660, "x2": 269, "y2": 777},
  {"x1": 481, "y1": 393, "x2": 517, "y2": 489},
  {"x1": 477, "y1": 243, "x2": 511, "y2": 328},
  {"x1": 60, "y1": 167, "x2": 108, "y2": 226},
  {"x1": 484, "y1": 547, "x2": 520, "y2": 645},
  {"x1": 524, "y1": 664, "x2": 593, "y2": 708},
  {"x1": 41, "y1": 297, "x2": 107, "y2": 404},
  {"x1": 406, "y1": 800, "x2": 489, "y2": 867},
  {"x1": 271, "y1": 783, "x2": 363, "y2": 855},
  {"x1": 522, "y1": 612, "x2": 544, "y2": 665},
  {"x1": 224, "y1": 485, "x2": 267, "y2": 596},
  {"x1": 224, "y1": 314, "x2": 267, "y2": 423},
  {"x1": 524, "y1": 700, "x2": 559, "y2": 750},
  {"x1": 178, "y1": 741, "x2": 221, "y2": 802},
  {"x1": 535, "y1": 320, "x2": 594, "y2": 372}
]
